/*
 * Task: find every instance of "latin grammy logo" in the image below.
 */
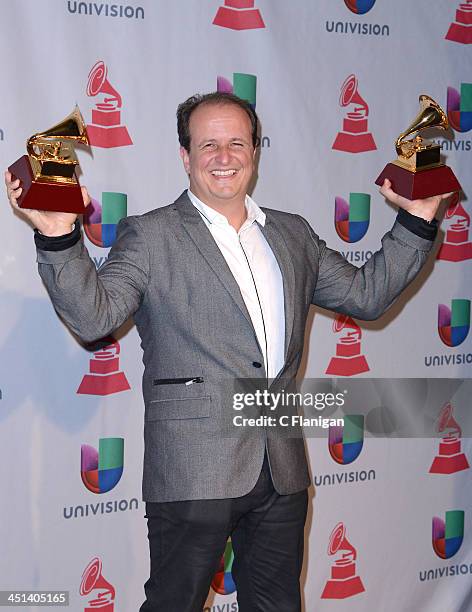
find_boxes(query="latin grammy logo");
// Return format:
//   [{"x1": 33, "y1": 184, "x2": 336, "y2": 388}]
[
  {"x1": 325, "y1": 314, "x2": 370, "y2": 376},
  {"x1": 213, "y1": 0, "x2": 265, "y2": 30},
  {"x1": 86, "y1": 61, "x2": 132, "y2": 148},
  {"x1": 429, "y1": 402, "x2": 470, "y2": 475},
  {"x1": 77, "y1": 337, "x2": 130, "y2": 396},
  {"x1": 332, "y1": 75, "x2": 376, "y2": 154},
  {"x1": 437, "y1": 194, "x2": 472, "y2": 262},
  {"x1": 321, "y1": 522, "x2": 365, "y2": 599},
  {"x1": 80, "y1": 557, "x2": 115, "y2": 611},
  {"x1": 445, "y1": 0, "x2": 472, "y2": 44}
]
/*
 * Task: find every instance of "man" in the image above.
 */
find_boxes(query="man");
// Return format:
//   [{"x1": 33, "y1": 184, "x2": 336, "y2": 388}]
[{"x1": 5, "y1": 92, "x2": 449, "y2": 611}]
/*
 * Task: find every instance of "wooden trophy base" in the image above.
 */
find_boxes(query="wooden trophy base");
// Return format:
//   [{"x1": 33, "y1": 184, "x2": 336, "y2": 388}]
[
  {"x1": 8, "y1": 155, "x2": 86, "y2": 214},
  {"x1": 375, "y1": 163, "x2": 462, "y2": 200}
]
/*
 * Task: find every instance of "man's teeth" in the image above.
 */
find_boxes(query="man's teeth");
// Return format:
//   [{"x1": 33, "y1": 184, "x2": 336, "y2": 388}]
[{"x1": 211, "y1": 170, "x2": 237, "y2": 176}]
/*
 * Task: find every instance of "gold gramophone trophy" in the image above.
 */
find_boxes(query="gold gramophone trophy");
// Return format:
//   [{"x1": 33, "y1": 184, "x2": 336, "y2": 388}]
[
  {"x1": 375, "y1": 95, "x2": 461, "y2": 200},
  {"x1": 8, "y1": 106, "x2": 90, "y2": 213}
]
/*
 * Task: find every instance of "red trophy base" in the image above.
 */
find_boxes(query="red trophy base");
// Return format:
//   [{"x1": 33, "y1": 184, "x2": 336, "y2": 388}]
[
  {"x1": 332, "y1": 132, "x2": 377, "y2": 154},
  {"x1": 446, "y1": 24, "x2": 472, "y2": 44},
  {"x1": 8, "y1": 155, "x2": 86, "y2": 214},
  {"x1": 437, "y1": 242, "x2": 472, "y2": 261},
  {"x1": 429, "y1": 453, "x2": 470, "y2": 474},
  {"x1": 375, "y1": 163, "x2": 462, "y2": 200},
  {"x1": 326, "y1": 355, "x2": 369, "y2": 376},
  {"x1": 321, "y1": 576, "x2": 365, "y2": 599},
  {"x1": 77, "y1": 372, "x2": 130, "y2": 396},
  {"x1": 213, "y1": 6, "x2": 265, "y2": 30},
  {"x1": 86, "y1": 124, "x2": 132, "y2": 148}
]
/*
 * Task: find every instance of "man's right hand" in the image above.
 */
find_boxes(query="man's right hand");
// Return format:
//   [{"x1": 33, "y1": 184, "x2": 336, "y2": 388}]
[{"x1": 5, "y1": 170, "x2": 90, "y2": 237}]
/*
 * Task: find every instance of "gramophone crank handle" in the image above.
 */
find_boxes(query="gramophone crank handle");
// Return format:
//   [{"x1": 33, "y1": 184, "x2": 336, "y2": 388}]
[
  {"x1": 379, "y1": 178, "x2": 452, "y2": 223},
  {"x1": 4, "y1": 170, "x2": 90, "y2": 236}
]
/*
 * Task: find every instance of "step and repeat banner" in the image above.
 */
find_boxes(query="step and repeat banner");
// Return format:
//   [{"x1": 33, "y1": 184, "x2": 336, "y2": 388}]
[{"x1": 0, "y1": 0, "x2": 471, "y2": 610}]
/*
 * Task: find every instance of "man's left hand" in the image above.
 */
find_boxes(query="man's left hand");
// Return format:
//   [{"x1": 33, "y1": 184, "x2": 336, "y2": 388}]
[{"x1": 379, "y1": 178, "x2": 453, "y2": 222}]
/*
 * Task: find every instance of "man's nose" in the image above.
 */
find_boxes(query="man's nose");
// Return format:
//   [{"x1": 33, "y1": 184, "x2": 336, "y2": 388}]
[{"x1": 215, "y1": 145, "x2": 231, "y2": 164}]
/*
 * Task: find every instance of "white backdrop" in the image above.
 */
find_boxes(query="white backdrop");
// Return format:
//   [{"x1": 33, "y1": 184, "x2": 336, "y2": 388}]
[{"x1": 0, "y1": 1, "x2": 471, "y2": 610}]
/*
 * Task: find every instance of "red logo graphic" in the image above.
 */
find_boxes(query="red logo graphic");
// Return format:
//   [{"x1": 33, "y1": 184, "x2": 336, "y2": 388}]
[
  {"x1": 325, "y1": 315, "x2": 370, "y2": 376},
  {"x1": 321, "y1": 522, "x2": 365, "y2": 599},
  {"x1": 213, "y1": 0, "x2": 265, "y2": 30},
  {"x1": 77, "y1": 337, "x2": 130, "y2": 396},
  {"x1": 437, "y1": 194, "x2": 472, "y2": 262},
  {"x1": 332, "y1": 75, "x2": 376, "y2": 154},
  {"x1": 86, "y1": 61, "x2": 132, "y2": 148},
  {"x1": 445, "y1": 1, "x2": 472, "y2": 45},
  {"x1": 80, "y1": 557, "x2": 115, "y2": 611},
  {"x1": 429, "y1": 402, "x2": 470, "y2": 475}
]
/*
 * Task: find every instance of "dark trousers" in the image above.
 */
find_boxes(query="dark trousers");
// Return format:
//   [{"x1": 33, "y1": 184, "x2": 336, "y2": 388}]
[{"x1": 139, "y1": 454, "x2": 308, "y2": 612}]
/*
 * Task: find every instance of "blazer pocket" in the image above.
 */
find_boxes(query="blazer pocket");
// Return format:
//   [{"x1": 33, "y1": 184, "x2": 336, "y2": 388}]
[{"x1": 146, "y1": 396, "x2": 212, "y2": 421}]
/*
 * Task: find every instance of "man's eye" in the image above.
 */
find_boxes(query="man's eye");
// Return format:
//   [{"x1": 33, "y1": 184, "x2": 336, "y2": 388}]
[{"x1": 203, "y1": 143, "x2": 216, "y2": 149}]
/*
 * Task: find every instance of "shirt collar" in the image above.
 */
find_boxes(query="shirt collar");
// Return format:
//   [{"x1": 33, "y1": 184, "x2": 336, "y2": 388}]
[{"x1": 187, "y1": 189, "x2": 266, "y2": 228}]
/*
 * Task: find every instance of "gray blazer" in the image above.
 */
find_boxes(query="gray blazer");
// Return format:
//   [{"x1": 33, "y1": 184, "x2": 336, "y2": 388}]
[{"x1": 37, "y1": 191, "x2": 434, "y2": 502}]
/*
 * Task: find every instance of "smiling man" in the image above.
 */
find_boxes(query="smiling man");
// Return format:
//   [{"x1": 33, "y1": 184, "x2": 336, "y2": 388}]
[{"x1": 5, "y1": 91, "x2": 449, "y2": 612}]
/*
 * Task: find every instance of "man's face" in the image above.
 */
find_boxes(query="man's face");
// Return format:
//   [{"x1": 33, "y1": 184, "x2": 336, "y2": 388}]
[{"x1": 180, "y1": 103, "x2": 256, "y2": 209}]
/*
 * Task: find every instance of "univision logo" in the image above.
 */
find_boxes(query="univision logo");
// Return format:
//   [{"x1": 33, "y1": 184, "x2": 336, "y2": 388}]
[
  {"x1": 217, "y1": 72, "x2": 270, "y2": 148},
  {"x1": 217, "y1": 72, "x2": 256, "y2": 108},
  {"x1": 329, "y1": 415, "x2": 364, "y2": 464},
  {"x1": 84, "y1": 192, "x2": 127, "y2": 248},
  {"x1": 335, "y1": 193, "x2": 370, "y2": 243},
  {"x1": 447, "y1": 83, "x2": 472, "y2": 132},
  {"x1": 344, "y1": 0, "x2": 376, "y2": 14},
  {"x1": 432, "y1": 510, "x2": 464, "y2": 560},
  {"x1": 211, "y1": 538, "x2": 236, "y2": 595},
  {"x1": 81, "y1": 438, "x2": 124, "y2": 494},
  {"x1": 438, "y1": 299, "x2": 471, "y2": 347}
]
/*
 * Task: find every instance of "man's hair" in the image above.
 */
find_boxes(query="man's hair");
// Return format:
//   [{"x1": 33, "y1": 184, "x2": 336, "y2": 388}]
[{"x1": 177, "y1": 92, "x2": 259, "y2": 152}]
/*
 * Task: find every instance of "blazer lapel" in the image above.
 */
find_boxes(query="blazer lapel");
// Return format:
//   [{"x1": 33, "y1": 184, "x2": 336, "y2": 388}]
[
  {"x1": 174, "y1": 192, "x2": 254, "y2": 328},
  {"x1": 260, "y1": 215, "x2": 296, "y2": 360}
]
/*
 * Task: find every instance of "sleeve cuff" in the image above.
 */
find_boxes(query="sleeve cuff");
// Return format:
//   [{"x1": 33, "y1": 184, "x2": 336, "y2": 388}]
[
  {"x1": 396, "y1": 209, "x2": 438, "y2": 241},
  {"x1": 34, "y1": 222, "x2": 81, "y2": 252}
]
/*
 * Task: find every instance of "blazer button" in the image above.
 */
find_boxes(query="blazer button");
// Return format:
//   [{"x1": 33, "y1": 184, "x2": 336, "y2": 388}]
[{"x1": 252, "y1": 361, "x2": 262, "y2": 368}]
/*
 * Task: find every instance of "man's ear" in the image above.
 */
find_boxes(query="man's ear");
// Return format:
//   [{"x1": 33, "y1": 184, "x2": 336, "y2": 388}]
[{"x1": 180, "y1": 146, "x2": 190, "y2": 174}]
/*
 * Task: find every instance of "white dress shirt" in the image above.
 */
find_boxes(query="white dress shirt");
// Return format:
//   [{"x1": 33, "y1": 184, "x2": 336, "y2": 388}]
[{"x1": 187, "y1": 189, "x2": 285, "y2": 379}]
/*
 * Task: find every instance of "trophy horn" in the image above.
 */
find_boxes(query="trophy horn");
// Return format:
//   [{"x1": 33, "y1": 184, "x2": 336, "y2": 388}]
[
  {"x1": 395, "y1": 95, "x2": 448, "y2": 157},
  {"x1": 27, "y1": 105, "x2": 89, "y2": 163}
]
